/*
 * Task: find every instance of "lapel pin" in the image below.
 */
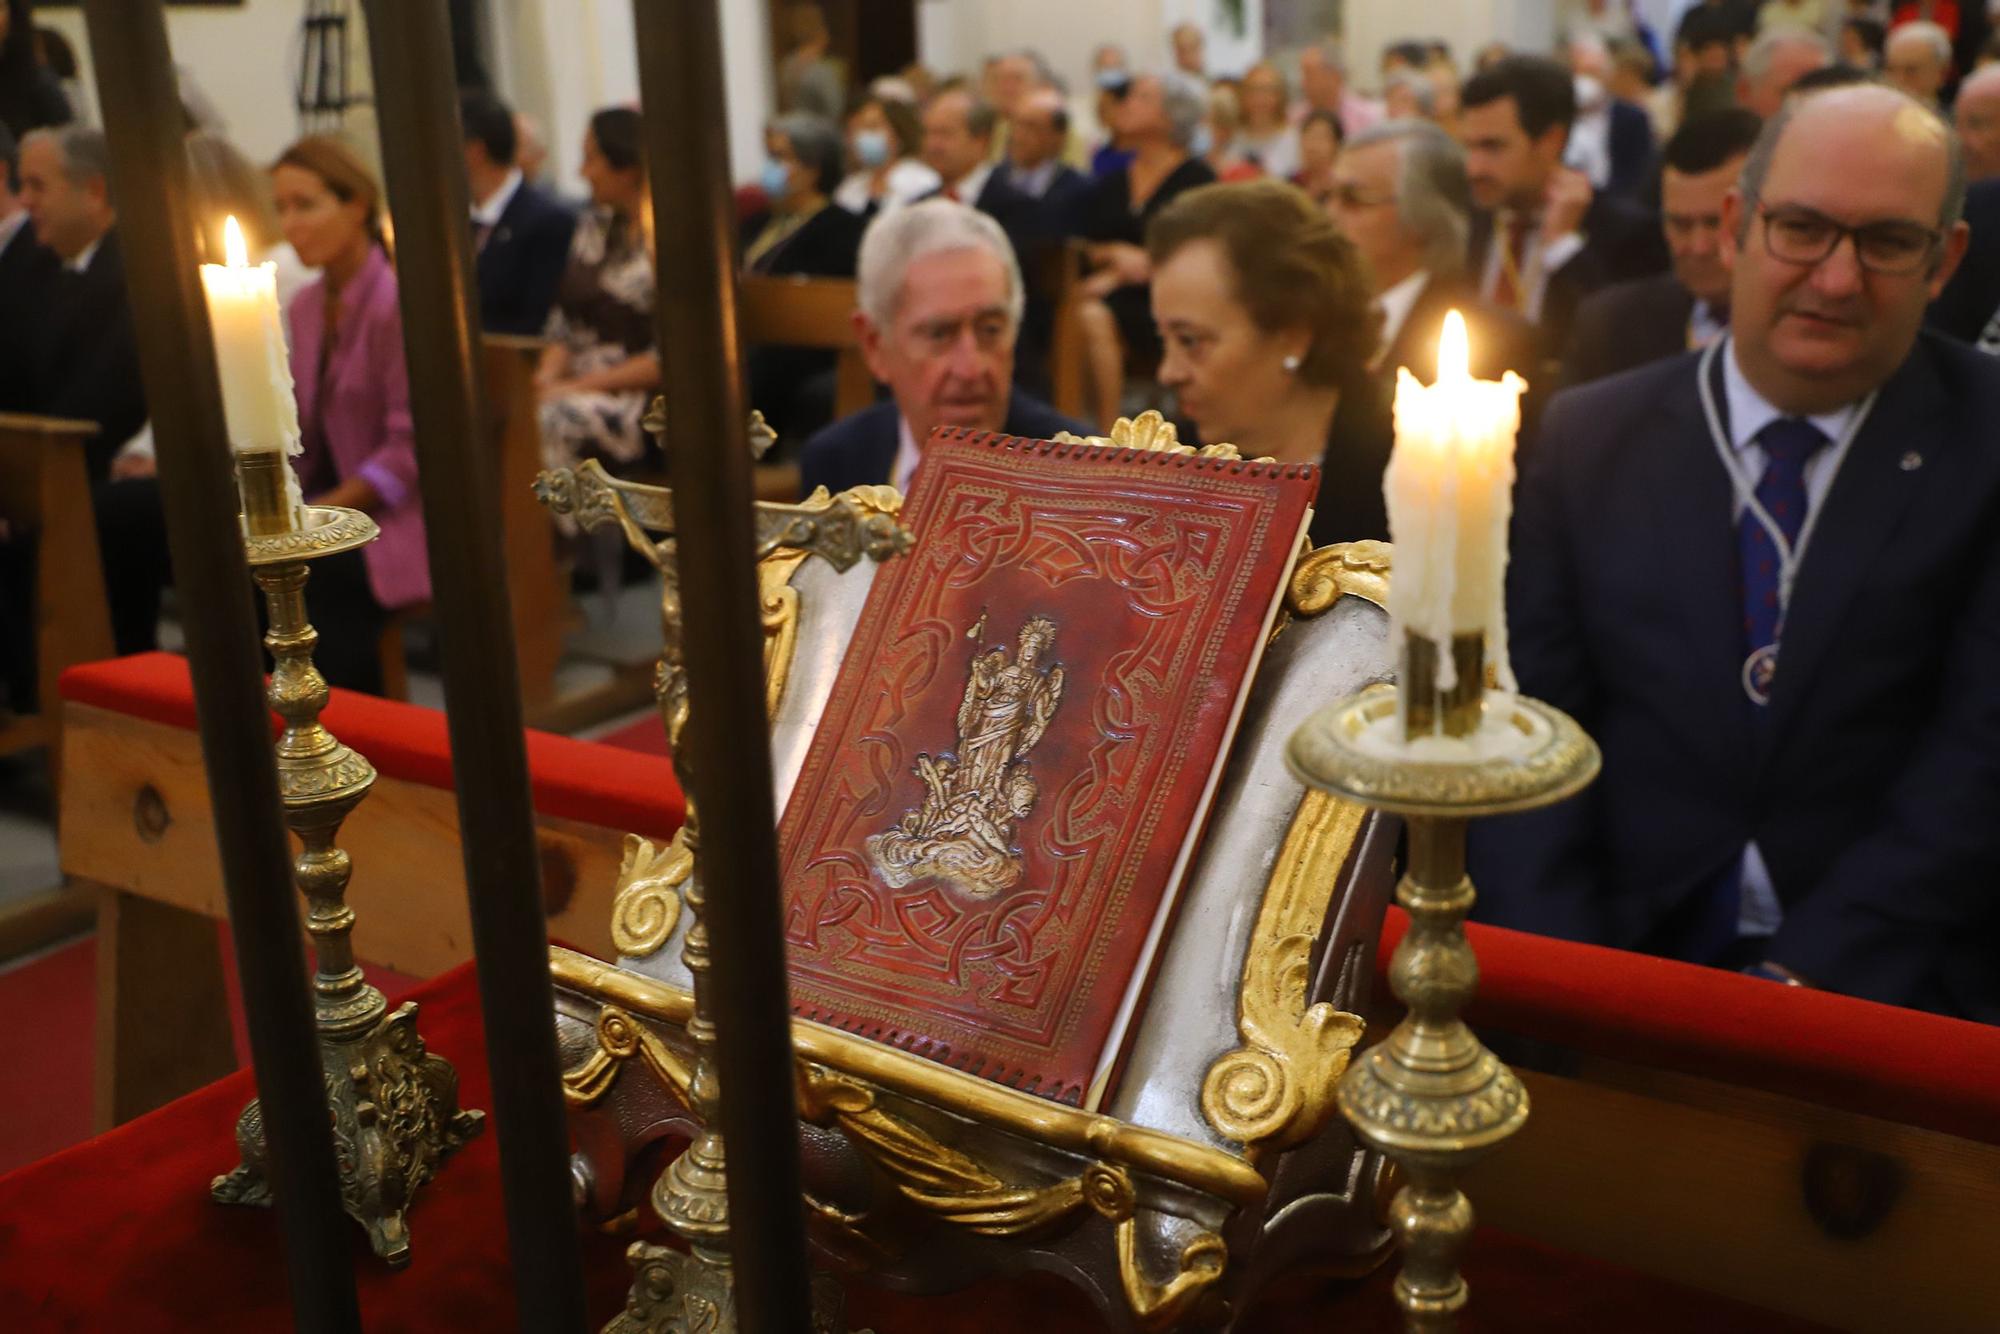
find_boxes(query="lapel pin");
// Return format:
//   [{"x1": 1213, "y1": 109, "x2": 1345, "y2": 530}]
[{"x1": 1900, "y1": 451, "x2": 1923, "y2": 472}]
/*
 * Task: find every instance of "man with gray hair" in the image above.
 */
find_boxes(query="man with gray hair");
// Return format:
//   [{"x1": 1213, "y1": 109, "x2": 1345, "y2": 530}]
[
  {"x1": 1328, "y1": 119, "x2": 1537, "y2": 391},
  {"x1": 1736, "y1": 29, "x2": 1832, "y2": 120},
  {"x1": 17, "y1": 125, "x2": 170, "y2": 658},
  {"x1": 798, "y1": 200, "x2": 1086, "y2": 497},
  {"x1": 1478, "y1": 85, "x2": 2000, "y2": 1021},
  {"x1": 1884, "y1": 20, "x2": 1953, "y2": 111}
]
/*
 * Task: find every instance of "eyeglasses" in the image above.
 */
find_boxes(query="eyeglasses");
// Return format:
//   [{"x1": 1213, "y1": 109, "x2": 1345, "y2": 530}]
[
  {"x1": 1750, "y1": 196, "x2": 1942, "y2": 276},
  {"x1": 1329, "y1": 183, "x2": 1396, "y2": 209}
]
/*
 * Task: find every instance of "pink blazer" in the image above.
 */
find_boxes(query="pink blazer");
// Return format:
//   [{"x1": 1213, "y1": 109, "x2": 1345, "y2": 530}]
[{"x1": 287, "y1": 246, "x2": 430, "y2": 610}]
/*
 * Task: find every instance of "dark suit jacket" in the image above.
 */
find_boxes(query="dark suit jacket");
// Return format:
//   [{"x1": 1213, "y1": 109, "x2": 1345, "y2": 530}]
[
  {"x1": 1561, "y1": 273, "x2": 1696, "y2": 389},
  {"x1": 475, "y1": 180, "x2": 577, "y2": 336},
  {"x1": 1605, "y1": 99, "x2": 1656, "y2": 202},
  {"x1": 0, "y1": 219, "x2": 58, "y2": 414},
  {"x1": 998, "y1": 161, "x2": 1093, "y2": 237},
  {"x1": 37, "y1": 230, "x2": 145, "y2": 479},
  {"x1": 1307, "y1": 365, "x2": 1394, "y2": 548},
  {"x1": 798, "y1": 390, "x2": 1089, "y2": 498},
  {"x1": 1471, "y1": 334, "x2": 2000, "y2": 1022},
  {"x1": 1928, "y1": 178, "x2": 2000, "y2": 346},
  {"x1": 1469, "y1": 191, "x2": 1669, "y2": 378}
]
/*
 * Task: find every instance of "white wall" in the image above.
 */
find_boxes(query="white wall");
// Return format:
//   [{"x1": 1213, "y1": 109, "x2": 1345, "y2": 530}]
[
  {"x1": 918, "y1": 0, "x2": 1171, "y2": 95},
  {"x1": 40, "y1": 0, "x2": 326, "y2": 166},
  {"x1": 1344, "y1": 0, "x2": 1557, "y2": 88}
]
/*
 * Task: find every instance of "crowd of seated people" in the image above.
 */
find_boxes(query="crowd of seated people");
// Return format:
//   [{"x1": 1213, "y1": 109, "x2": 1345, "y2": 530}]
[{"x1": 6, "y1": 1, "x2": 2000, "y2": 1022}]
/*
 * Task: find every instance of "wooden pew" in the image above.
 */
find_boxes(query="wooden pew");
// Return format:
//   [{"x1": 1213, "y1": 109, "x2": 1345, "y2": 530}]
[
  {"x1": 1043, "y1": 241, "x2": 1090, "y2": 425},
  {"x1": 61, "y1": 652, "x2": 685, "y2": 1128},
  {"x1": 373, "y1": 336, "x2": 569, "y2": 721},
  {"x1": 737, "y1": 273, "x2": 873, "y2": 500},
  {"x1": 0, "y1": 414, "x2": 113, "y2": 958}
]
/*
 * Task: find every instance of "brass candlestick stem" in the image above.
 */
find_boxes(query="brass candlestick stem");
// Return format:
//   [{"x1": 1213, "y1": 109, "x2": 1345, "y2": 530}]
[
  {"x1": 211, "y1": 451, "x2": 483, "y2": 1266},
  {"x1": 1287, "y1": 629, "x2": 1599, "y2": 1331}
]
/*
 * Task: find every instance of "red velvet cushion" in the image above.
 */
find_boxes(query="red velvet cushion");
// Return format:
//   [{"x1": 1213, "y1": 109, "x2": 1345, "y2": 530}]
[
  {"x1": 0, "y1": 960, "x2": 1825, "y2": 1332},
  {"x1": 60, "y1": 652, "x2": 684, "y2": 838},
  {"x1": 1381, "y1": 908, "x2": 2000, "y2": 1145}
]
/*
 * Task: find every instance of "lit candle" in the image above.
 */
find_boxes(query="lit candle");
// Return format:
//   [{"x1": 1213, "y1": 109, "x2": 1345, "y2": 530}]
[
  {"x1": 200, "y1": 215, "x2": 304, "y2": 530},
  {"x1": 1383, "y1": 311, "x2": 1527, "y2": 699}
]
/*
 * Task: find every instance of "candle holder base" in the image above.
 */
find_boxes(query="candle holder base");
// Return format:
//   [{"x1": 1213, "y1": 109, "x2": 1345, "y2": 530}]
[
  {"x1": 211, "y1": 1001, "x2": 485, "y2": 1266},
  {"x1": 1288, "y1": 678, "x2": 1599, "y2": 1332},
  {"x1": 210, "y1": 497, "x2": 483, "y2": 1265},
  {"x1": 603, "y1": 1242, "x2": 867, "y2": 1334}
]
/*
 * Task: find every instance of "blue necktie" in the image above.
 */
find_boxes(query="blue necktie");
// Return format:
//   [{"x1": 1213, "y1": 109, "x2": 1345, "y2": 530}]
[{"x1": 1738, "y1": 417, "x2": 1827, "y2": 706}]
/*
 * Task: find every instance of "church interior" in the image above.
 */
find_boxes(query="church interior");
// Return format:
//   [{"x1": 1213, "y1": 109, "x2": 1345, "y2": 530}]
[{"x1": 1, "y1": 0, "x2": 1998, "y2": 1330}]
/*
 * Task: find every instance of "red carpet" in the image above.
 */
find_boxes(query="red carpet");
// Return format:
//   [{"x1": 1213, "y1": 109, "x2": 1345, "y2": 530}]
[{"x1": 0, "y1": 959, "x2": 1829, "y2": 1333}]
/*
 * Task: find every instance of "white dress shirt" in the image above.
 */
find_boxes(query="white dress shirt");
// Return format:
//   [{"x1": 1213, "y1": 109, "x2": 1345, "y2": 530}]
[
  {"x1": 470, "y1": 167, "x2": 524, "y2": 233},
  {"x1": 941, "y1": 161, "x2": 995, "y2": 207},
  {"x1": 1003, "y1": 158, "x2": 1060, "y2": 200},
  {"x1": 892, "y1": 415, "x2": 924, "y2": 493},
  {"x1": 1719, "y1": 337, "x2": 1867, "y2": 936},
  {"x1": 1375, "y1": 269, "x2": 1431, "y2": 360},
  {"x1": 64, "y1": 235, "x2": 103, "y2": 275}
]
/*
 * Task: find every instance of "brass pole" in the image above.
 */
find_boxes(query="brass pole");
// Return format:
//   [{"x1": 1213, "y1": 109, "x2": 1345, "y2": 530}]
[
  {"x1": 358, "y1": 0, "x2": 587, "y2": 1326},
  {"x1": 78, "y1": 1, "x2": 359, "y2": 1327},
  {"x1": 629, "y1": 2, "x2": 816, "y2": 1330}
]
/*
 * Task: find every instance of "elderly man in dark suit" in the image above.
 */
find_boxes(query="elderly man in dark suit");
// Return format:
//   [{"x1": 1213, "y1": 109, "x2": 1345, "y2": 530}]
[
  {"x1": 0, "y1": 124, "x2": 56, "y2": 415},
  {"x1": 1459, "y1": 55, "x2": 1667, "y2": 370},
  {"x1": 799, "y1": 199, "x2": 1087, "y2": 498},
  {"x1": 1562, "y1": 109, "x2": 1763, "y2": 387},
  {"x1": 19, "y1": 125, "x2": 165, "y2": 657},
  {"x1": 1474, "y1": 86, "x2": 2000, "y2": 1022},
  {"x1": 462, "y1": 90, "x2": 576, "y2": 336},
  {"x1": 998, "y1": 88, "x2": 1092, "y2": 235}
]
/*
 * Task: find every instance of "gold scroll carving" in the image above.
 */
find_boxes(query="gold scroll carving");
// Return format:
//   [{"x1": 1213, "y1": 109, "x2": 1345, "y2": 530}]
[{"x1": 1052, "y1": 409, "x2": 1263, "y2": 462}]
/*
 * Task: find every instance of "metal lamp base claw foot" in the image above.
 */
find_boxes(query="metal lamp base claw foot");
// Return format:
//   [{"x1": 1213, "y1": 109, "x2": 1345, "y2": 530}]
[
  {"x1": 605, "y1": 1242, "x2": 866, "y2": 1334},
  {"x1": 211, "y1": 1000, "x2": 485, "y2": 1265}
]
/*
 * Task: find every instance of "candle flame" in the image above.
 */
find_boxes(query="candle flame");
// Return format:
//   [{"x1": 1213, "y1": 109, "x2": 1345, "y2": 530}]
[
  {"x1": 1438, "y1": 309, "x2": 1470, "y2": 385},
  {"x1": 223, "y1": 215, "x2": 248, "y2": 269}
]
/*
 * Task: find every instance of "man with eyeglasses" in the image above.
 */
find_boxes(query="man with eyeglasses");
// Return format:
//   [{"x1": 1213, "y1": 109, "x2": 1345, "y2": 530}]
[
  {"x1": 1473, "y1": 86, "x2": 2000, "y2": 1024},
  {"x1": 1562, "y1": 109, "x2": 1764, "y2": 387},
  {"x1": 799, "y1": 200, "x2": 1087, "y2": 497}
]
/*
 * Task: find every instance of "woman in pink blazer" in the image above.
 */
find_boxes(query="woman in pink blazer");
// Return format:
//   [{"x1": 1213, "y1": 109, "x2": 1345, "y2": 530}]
[{"x1": 271, "y1": 136, "x2": 427, "y2": 695}]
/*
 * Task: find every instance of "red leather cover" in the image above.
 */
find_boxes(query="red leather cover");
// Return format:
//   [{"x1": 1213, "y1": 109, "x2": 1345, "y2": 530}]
[{"x1": 779, "y1": 429, "x2": 1317, "y2": 1106}]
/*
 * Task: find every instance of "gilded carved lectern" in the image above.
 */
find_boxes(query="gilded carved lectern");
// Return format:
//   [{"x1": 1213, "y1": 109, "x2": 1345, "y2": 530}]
[{"x1": 539, "y1": 415, "x2": 1406, "y2": 1331}]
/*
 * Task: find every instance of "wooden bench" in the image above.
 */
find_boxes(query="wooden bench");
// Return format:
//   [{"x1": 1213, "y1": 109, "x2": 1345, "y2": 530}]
[
  {"x1": 60, "y1": 651, "x2": 685, "y2": 1129},
  {"x1": 737, "y1": 273, "x2": 874, "y2": 500},
  {"x1": 0, "y1": 413, "x2": 113, "y2": 958},
  {"x1": 373, "y1": 336, "x2": 569, "y2": 723},
  {"x1": 1042, "y1": 241, "x2": 1089, "y2": 426}
]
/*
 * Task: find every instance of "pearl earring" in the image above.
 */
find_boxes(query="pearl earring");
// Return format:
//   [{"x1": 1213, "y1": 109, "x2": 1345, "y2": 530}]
[{"x1": 1282, "y1": 354, "x2": 1301, "y2": 373}]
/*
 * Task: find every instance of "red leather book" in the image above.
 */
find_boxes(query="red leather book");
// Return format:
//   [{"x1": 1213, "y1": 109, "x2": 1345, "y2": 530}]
[{"x1": 778, "y1": 430, "x2": 1318, "y2": 1107}]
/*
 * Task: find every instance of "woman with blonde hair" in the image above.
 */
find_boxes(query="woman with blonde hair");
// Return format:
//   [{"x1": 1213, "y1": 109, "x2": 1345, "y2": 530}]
[{"x1": 270, "y1": 135, "x2": 424, "y2": 694}]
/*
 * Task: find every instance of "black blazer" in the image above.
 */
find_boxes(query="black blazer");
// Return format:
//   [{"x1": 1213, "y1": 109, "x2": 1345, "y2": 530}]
[
  {"x1": 1306, "y1": 366, "x2": 1394, "y2": 549},
  {"x1": 475, "y1": 181, "x2": 577, "y2": 336},
  {"x1": 1604, "y1": 99, "x2": 1656, "y2": 201},
  {"x1": 1928, "y1": 178, "x2": 2000, "y2": 347},
  {"x1": 1560, "y1": 272, "x2": 1696, "y2": 389},
  {"x1": 37, "y1": 230, "x2": 145, "y2": 479},
  {"x1": 0, "y1": 221, "x2": 58, "y2": 414},
  {"x1": 998, "y1": 161, "x2": 1094, "y2": 237},
  {"x1": 1470, "y1": 334, "x2": 2000, "y2": 1022},
  {"x1": 1468, "y1": 191, "x2": 1669, "y2": 376},
  {"x1": 798, "y1": 390, "x2": 1089, "y2": 498}
]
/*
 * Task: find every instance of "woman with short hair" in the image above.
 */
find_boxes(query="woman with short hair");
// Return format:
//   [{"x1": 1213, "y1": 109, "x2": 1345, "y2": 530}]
[
  {"x1": 832, "y1": 91, "x2": 938, "y2": 217},
  {"x1": 1147, "y1": 179, "x2": 1391, "y2": 547},
  {"x1": 271, "y1": 135, "x2": 424, "y2": 694}
]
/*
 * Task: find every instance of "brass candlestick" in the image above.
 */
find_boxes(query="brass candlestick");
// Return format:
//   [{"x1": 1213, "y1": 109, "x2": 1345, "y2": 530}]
[
  {"x1": 211, "y1": 450, "x2": 483, "y2": 1266},
  {"x1": 1287, "y1": 629, "x2": 1599, "y2": 1331}
]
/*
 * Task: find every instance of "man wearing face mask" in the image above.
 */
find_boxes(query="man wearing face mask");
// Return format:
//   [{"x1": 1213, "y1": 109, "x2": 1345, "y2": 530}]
[
  {"x1": 1473, "y1": 86, "x2": 2000, "y2": 1023},
  {"x1": 1562, "y1": 108, "x2": 1763, "y2": 386},
  {"x1": 798, "y1": 200, "x2": 1087, "y2": 497},
  {"x1": 832, "y1": 91, "x2": 938, "y2": 219}
]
